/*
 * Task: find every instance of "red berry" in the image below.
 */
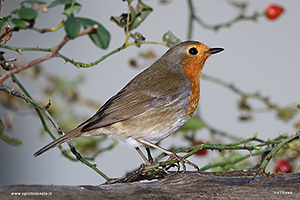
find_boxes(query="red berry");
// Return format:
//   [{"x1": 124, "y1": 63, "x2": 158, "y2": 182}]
[
  {"x1": 275, "y1": 159, "x2": 292, "y2": 173},
  {"x1": 195, "y1": 140, "x2": 207, "y2": 156},
  {"x1": 265, "y1": 4, "x2": 284, "y2": 20},
  {"x1": 195, "y1": 148, "x2": 207, "y2": 156}
]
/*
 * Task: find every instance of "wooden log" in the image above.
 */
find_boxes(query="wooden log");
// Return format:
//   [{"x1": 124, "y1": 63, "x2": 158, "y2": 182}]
[{"x1": 1, "y1": 172, "x2": 299, "y2": 199}]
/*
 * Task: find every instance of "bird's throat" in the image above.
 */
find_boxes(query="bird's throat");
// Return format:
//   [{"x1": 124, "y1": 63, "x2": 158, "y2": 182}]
[{"x1": 182, "y1": 57, "x2": 207, "y2": 117}]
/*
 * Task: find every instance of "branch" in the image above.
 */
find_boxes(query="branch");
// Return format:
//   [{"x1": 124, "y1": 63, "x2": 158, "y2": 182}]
[
  {"x1": 0, "y1": 25, "x2": 98, "y2": 84},
  {"x1": 0, "y1": 84, "x2": 109, "y2": 180},
  {"x1": 0, "y1": 85, "x2": 62, "y2": 135},
  {"x1": 59, "y1": 41, "x2": 166, "y2": 68},
  {"x1": 0, "y1": 45, "x2": 55, "y2": 54},
  {"x1": 32, "y1": 20, "x2": 64, "y2": 33},
  {"x1": 202, "y1": 74, "x2": 270, "y2": 104},
  {"x1": 202, "y1": 74, "x2": 299, "y2": 122},
  {"x1": 260, "y1": 130, "x2": 300, "y2": 169},
  {"x1": 187, "y1": 0, "x2": 265, "y2": 33}
]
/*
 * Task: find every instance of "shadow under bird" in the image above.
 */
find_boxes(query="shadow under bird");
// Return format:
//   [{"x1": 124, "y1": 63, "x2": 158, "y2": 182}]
[{"x1": 34, "y1": 41, "x2": 224, "y2": 171}]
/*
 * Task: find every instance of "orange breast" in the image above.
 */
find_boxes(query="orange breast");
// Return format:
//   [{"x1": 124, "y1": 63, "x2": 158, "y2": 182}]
[{"x1": 181, "y1": 56, "x2": 207, "y2": 117}]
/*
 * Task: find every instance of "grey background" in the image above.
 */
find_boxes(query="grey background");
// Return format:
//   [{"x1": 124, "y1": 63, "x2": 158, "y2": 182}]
[{"x1": 0, "y1": 0, "x2": 299, "y2": 185}]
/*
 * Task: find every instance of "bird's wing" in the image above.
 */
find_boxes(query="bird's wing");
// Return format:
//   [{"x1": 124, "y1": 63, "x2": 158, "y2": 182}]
[{"x1": 80, "y1": 77, "x2": 186, "y2": 132}]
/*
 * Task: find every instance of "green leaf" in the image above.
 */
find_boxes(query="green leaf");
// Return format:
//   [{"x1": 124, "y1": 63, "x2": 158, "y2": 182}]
[
  {"x1": 18, "y1": 7, "x2": 38, "y2": 20},
  {"x1": 0, "y1": 119, "x2": 23, "y2": 146},
  {"x1": 0, "y1": 19, "x2": 8, "y2": 32},
  {"x1": 64, "y1": 14, "x2": 81, "y2": 39},
  {"x1": 0, "y1": 132, "x2": 23, "y2": 146},
  {"x1": 21, "y1": 0, "x2": 47, "y2": 5},
  {"x1": 11, "y1": 18, "x2": 27, "y2": 28},
  {"x1": 11, "y1": 8, "x2": 19, "y2": 14},
  {"x1": 0, "y1": 119, "x2": 4, "y2": 135},
  {"x1": 110, "y1": 14, "x2": 129, "y2": 28},
  {"x1": 128, "y1": 3, "x2": 152, "y2": 31},
  {"x1": 48, "y1": 0, "x2": 70, "y2": 8},
  {"x1": 110, "y1": 1, "x2": 152, "y2": 31},
  {"x1": 295, "y1": 102, "x2": 300, "y2": 109},
  {"x1": 163, "y1": 31, "x2": 181, "y2": 47},
  {"x1": 179, "y1": 116, "x2": 206, "y2": 131},
  {"x1": 80, "y1": 18, "x2": 110, "y2": 49},
  {"x1": 63, "y1": 2, "x2": 82, "y2": 16}
]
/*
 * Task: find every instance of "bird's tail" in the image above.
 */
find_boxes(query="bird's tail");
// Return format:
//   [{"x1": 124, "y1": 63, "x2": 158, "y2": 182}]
[{"x1": 33, "y1": 129, "x2": 80, "y2": 157}]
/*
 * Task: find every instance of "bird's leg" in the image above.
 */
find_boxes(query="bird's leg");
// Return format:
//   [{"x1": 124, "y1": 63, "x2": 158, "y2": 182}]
[
  {"x1": 145, "y1": 147, "x2": 154, "y2": 165},
  {"x1": 135, "y1": 147, "x2": 152, "y2": 166},
  {"x1": 144, "y1": 146, "x2": 168, "y2": 175},
  {"x1": 135, "y1": 147, "x2": 167, "y2": 177},
  {"x1": 164, "y1": 155, "x2": 180, "y2": 172},
  {"x1": 136, "y1": 138, "x2": 199, "y2": 172}
]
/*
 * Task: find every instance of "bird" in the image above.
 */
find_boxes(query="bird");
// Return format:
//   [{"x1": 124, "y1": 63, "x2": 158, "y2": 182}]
[{"x1": 34, "y1": 41, "x2": 224, "y2": 171}]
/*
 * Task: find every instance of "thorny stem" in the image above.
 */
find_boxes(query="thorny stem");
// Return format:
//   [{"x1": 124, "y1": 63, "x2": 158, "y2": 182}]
[
  {"x1": 60, "y1": 41, "x2": 167, "y2": 68},
  {"x1": 124, "y1": 0, "x2": 132, "y2": 46},
  {"x1": 108, "y1": 130, "x2": 299, "y2": 183},
  {"x1": 144, "y1": 133, "x2": 291, "y2": 173},
  {"x1": 5, "y1": 76, "x2": 62, "y2": 136},
  {"x1": 11, "y1": 75, "x2": 57, "y2": 140},
  {"x1": 0, "y1": 20, "x2": 64, "y2": 41},
  {"x1": 31, "y1": 20, "x2": 64, "y2": 33},
  {"x1": 0, "y1": 84, "x2": 109, "y2": 180},
  {"x1": 0, "y1": 25, "x2": 98, "y2": 84},
  {"x1": 202, "y1": 74, "x2": 273, "y2": 108},
  {"x1": 187, "y1": 0, "x2": 194, "y2": 40},
  {"x1": 260, "y1": 130, "x2": 300, "y2": 170},
  {"x1": 199, "y1": 150, "x2": 266, "y2": 171},
  {"x1": 9, "y1": 75, "x2": 78, "y2": 160},
  {"x1": 1, "y1": 41, "x2": 166, "y2": 68},
  {"x1": 70, "y1": 145, "x2": 109, "y2": 180},
  {"x1": 187, "y1": 0, "x2": 266, "y2": 33},
  {"x1": 0, "y1": 45, "x2": 54, "y2": 54}
]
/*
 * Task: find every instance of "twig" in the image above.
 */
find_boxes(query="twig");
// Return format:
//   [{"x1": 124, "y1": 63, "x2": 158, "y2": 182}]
[
  {"x1": 0, "y1": 84, "x2": 109, "y2": 180},
  {"x1": 143, "y1": 133, "x2": 288, "y2": 173},
  {"x1": 260, "y1": 130, "x2": 300, "y2": 169},
  {"x1": 0, "y1": 41, "x2": 166, "y2": 68},
  {"x1": 0, "y1": 45, "x2": 54, "y2": 54},
  {"x1": 121, "y1": 131, "x2": 297, "y2": 182},
  {"x1": 187, "y1": 0, "x2": 194, "y2": 39},
  {"x1": 199, "y1": 150, "x2": 265, "y2": 171},
  {"x1": 0, "y1": 40, "x2": 166, "y2": 70},
  {"x1": 60, "y1": 41, "x2": 167, "y2": 68},
  {"x1": 187, "y1": 0, "x2": 265, "y2": 32},
  {"x1": 9, "y1": 75, "x2": 75, "y2": 159},
  {"x1": 0, "y1": 83, "x2": 62, "y2": 136},
  {"x1": 32, "y1": 20, "x2": 64, "y2": 33},
  {"x1": 0, "y1": 25, "x2": 98, "y2": 84},
  {"x1": 70, "y1": 145, "x2": 109, "y2": 180},
  {"x1": 123, "y1": 0, "x2": 132, "y2": 46},
  {"x1": 202, "y1": 74, "x2": 270, "y2": 104}
]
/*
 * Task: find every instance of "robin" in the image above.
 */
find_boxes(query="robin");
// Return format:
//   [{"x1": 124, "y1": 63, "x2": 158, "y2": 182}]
[{"x1": 34, "y1": 41, "x2": 224, "y2": 171}]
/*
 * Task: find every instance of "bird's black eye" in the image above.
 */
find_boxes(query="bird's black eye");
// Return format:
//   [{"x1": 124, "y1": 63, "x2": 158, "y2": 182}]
[{"x1": 188, "y1": 47, "x2": 198, "y2": 55}]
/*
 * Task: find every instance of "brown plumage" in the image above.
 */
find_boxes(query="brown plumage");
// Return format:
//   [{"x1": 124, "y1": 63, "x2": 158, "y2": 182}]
[{"x1": 34, "y1": 41, "x2": 224, "y2": 171}]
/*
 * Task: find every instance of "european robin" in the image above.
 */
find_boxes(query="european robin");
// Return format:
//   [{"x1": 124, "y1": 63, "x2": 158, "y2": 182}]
[{"x1": 34, "y1": 41, "x2": 224, "y2": 171}]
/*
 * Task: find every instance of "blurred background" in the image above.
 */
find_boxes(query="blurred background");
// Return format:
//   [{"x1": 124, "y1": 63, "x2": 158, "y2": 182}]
[{"x1": 0, "y1": 0, "x2": 299, "y2": 185}]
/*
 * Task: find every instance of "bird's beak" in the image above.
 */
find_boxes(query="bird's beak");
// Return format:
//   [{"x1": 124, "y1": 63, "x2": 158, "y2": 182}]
[{"x1": 205, "y1": 48, "x2": 224, "y2": 55}]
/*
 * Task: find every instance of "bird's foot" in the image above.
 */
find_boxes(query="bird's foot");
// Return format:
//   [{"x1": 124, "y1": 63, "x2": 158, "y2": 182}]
[{"x1": 163, "y1": 154, "x2": 199, "y2": 173}]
